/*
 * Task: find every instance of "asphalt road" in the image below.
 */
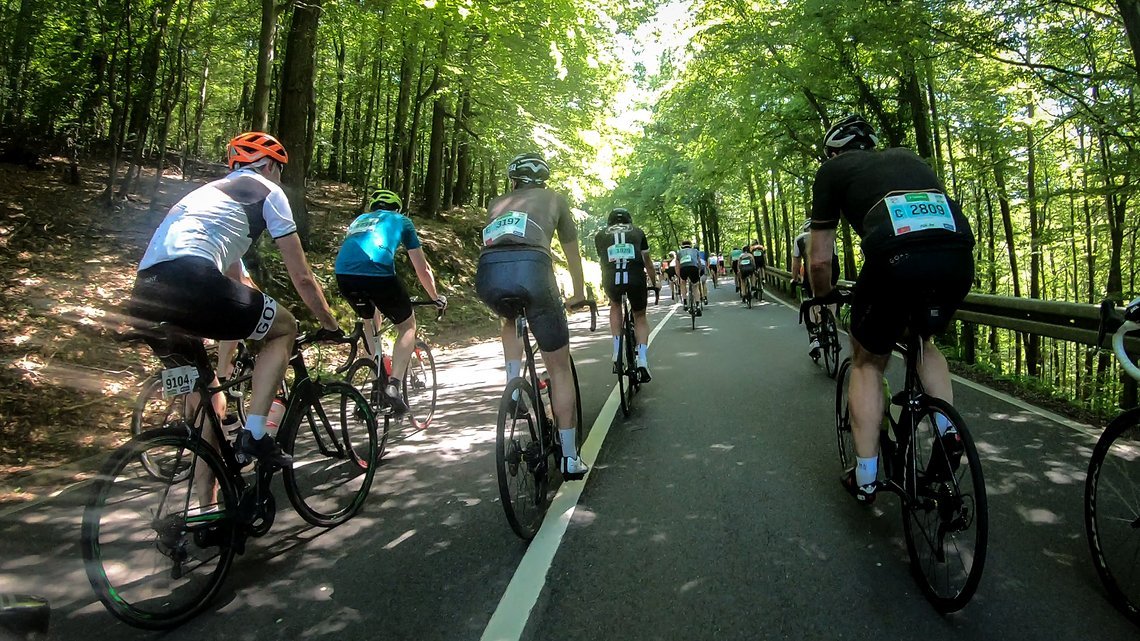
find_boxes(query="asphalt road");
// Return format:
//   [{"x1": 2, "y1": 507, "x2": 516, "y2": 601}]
[{"x1": 0, "y1": 280, "x2": 1136, "y2": 640}]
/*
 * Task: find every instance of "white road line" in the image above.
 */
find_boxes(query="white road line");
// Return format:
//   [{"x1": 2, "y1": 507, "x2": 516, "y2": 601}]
[
  {"x1": 480, "y1": 303, "x2": 680, "y2": 641},
  {"x1": 769, "y1": 291, "x2": 1099, "y2": 436}
]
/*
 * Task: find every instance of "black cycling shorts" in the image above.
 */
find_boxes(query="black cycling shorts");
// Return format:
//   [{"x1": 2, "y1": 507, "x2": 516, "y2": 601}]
[
  {"x1": 336, "y1": 273, "x2": 413, "y2": 324},
  {"x1": 850, "y1": 247, "x2": 974, "y2": 355},
  {"x1": 476, "y1": 248, "x2": 569, "y2": 352},
  {"x1": 129, "y1": 256, "x2": 277, "y2": 342},
  {"x1": 731, "y1": 260, "x2": 739, "y2": 274},
  {"x1": 603, "y1": 270, "x2": 649, "y2": 313},
  {"x1": 679, "y1": 265, "x2": 700, "y2": 283},
  {"x1": 128, "y1": 256, "x2": 277, "y2": 376},
  {"x1": 738, "y1": 264, "x2": 756, "y2": 279}
]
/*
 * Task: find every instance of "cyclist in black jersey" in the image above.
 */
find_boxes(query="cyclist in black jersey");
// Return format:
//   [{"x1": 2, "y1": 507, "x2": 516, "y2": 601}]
[
  {"x1": 594, "y1": 208, "x2": 658, "y2": 382},
  {"x1": 809, "y1": 115, "x2": 975, "y2": 502}
]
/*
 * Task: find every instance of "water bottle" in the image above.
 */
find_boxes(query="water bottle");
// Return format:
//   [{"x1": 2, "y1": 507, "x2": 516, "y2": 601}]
[
  {"x1": 382, "y1": 354, "x2": 394, "y2": 379},
  {"x1": 221, "y1": 414, "x2": 242, "y2": 444},
  {"x1": 266, "y1": 396, "x2": 286, "y2": 434}
]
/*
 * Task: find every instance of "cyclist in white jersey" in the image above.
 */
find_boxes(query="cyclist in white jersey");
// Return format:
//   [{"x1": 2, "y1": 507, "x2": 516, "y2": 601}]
[{"x1": 129, "y1": 131, "x2": 341, "y2": 469}]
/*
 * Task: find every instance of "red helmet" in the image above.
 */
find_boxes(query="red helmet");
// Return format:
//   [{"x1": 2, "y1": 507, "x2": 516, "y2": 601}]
[{"x1": 226, "y1": 131, "x2": 289, "y2": 169}]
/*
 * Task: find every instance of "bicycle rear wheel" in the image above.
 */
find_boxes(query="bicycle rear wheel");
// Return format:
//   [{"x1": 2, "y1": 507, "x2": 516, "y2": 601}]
[
  {"x1": 81, "y1": 428, "x2": 238, "y2": 629},
  {"x1": 282, "y1": 381, "x2": 378, "y2": 527},
  {"x1": 344, "y1": 358, "x2": 391, "y2": 463},
  {"x1": 835, "y1": 358, "x2": 855, "y2": 472},
  {"x1": 1085, "y1": 408, "x2": 1140, "y2": 624},
  {"x1": 130, "y1": 376, "x2": 193, "y2": 481},
  {"x1": 617, "y1": 326, "x2": 631, "y2": 418},
  {"x1": 496, "y1": 378, "x2": 548, "y2": 540},
  {"x1": 404, "y1": 340, "x2": 437, "y2": 430},
  {"x1": 901, "y1": 397, "x2": 988, "y2": 612}
]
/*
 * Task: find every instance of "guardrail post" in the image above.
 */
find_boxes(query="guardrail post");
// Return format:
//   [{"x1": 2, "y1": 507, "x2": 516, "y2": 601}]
[{"x1": 962, "y1": 321, "x2": 976, "y2": 364}]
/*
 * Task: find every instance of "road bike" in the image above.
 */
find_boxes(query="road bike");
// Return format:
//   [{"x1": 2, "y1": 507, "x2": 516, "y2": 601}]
[
  {"x1": 829, "y1": 290, "x2": 988, "y2": 612},
  {"x1": 683, "y1": 277, "x2": 703, "y2": 329},
  {"x1": 800, "y1": 294, "x2": 842, "y2": 379},
  {"x1": 495, "y1": 300, "x2": 596, "y2": 540},
  {"x1": 1085, "y1": 297, "x2": 1140, "y2": 626},
  {"x1": 83, "y1": 325, "x2": 378, "y2": 629},
  {"x1": 339, "y1": 301, "x2": 443, "y2": 463},
  {"x1": 616, "y1": 288, "x2": 659, "y2": 417}
]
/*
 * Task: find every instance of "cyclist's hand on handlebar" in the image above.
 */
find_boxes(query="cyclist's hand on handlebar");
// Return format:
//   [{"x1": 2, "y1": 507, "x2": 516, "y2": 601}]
[
  {"x1": 312, "y1": 326, "x2": 347, "y2": 343},
  {"x1": 433, "y1": 294, "x2": 448, "y2": 311},
  {"x1": 564, "y1": 294, "x2": 588, "y2": 310}
]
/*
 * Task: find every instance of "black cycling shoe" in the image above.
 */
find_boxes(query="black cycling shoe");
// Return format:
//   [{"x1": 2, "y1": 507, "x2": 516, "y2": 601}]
[
  {"x1": 636, "y1": 366, "x2": 652, "y2": 383},
  {"x1": 841, "y1": 468, "x2": 877, "y2": 504},
  {"x1": 235, "y1": 429, "x2": 292, "y2": 468},
  {"x1": 382, "y1": 378, "x2": 408, "y2": 416}
]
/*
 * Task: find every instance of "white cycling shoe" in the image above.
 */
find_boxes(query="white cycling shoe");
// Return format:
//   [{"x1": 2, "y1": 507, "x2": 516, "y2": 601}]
[{"x1": 561, "y1": 456, "x2": 589, "y2": 480}]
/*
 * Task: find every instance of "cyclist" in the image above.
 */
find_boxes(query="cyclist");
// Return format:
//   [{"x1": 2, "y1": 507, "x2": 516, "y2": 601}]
[
  {"x1": 674, "y1": 240, "x2": 704, "y2": 314},
  {"x1": 730, "y1": 246, "x2": 743, "y2": 291},
  {"x1": 698, "y1": 243, "x2": 710, "y2": 305},
  {"x1": 750, "y1": 240, "x2": 767, "y2": 297},
  {"x1": 334, "y1": 188, "x2": 446, "y2": 415},
  {"x1": 665, "y1": 250, "x2": 680, "y2": 294},
  {"x1": 810, "y1": 115, "x2": 975, "y2": 503},
  {"x1": 594, "y1": 207, "x2": 657, "y2": 383},
  {"x1": 792, "y1": 220, "x2": 840, "y2": 358},
  {"x1": 475, "y1": 152, "x2": 590, "y2": 480},
  {"x1": 128, "y1": 131, "x2": 341, "y2": 470},
  {"x1": 737, "y1": 245, "x2": 757, "y2": 301},
  {"x1": 708, "y1": 252, "x2": 720, "y2": 288}
]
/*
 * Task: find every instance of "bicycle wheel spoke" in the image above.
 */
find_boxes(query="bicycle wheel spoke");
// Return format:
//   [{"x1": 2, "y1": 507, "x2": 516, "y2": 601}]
[{"x1": 1088, "y1": 419, "x2": 1140, "y2": 619}]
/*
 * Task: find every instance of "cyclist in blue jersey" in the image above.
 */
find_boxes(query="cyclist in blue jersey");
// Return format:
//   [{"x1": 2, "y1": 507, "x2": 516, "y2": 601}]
[{"x1": 335, "y1": 189, "x2": 446, "y2": 414}]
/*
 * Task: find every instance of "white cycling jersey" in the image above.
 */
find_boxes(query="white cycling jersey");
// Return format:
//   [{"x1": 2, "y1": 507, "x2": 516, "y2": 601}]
[{"x1": 138, "y1": 169, "x2": 297, "y2": 273}]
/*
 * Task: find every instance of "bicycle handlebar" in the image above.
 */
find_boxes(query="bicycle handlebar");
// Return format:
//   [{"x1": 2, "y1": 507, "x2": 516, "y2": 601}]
[
  {"x1": 1099, "y1": 297, "x2": 1140, "y2": 382},
  {"x1": 798, "y1": 288, "x2": 852, "y2": 325},
  {"x1": 566, "y1": 299, "x2": 598, "y2": 332},
  {"x1": 296, "y1": 327, "x2": 353, "y2": 349},
  {"x1": 410, "y1": 299, "x2": 446, "y2": 322}
]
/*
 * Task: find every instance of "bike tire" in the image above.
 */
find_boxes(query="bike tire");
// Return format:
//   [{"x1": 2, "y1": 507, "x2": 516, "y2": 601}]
[
  {"x1": 901, "y1": 396, "x2": 988, "y2": 612},
  {"x1": 404, "y1": 340, "x2": 438, "y2": 430},
  {"x1": 824, "y1": 315, "x2": 841, "y2": 379},
  {"x1": 82, "y1": 427, "x2": 238, "y2": 630},
  {"x1": 495, "y1": 377, "x2": 547, "y2": 540},
  {"x1": 282, "y1": 381, "x2": 378, "y2": 527},
  {"x1": 835, "y1": 358, "x2": 856, "y2": 473},
  {"x1": 1085, "y1": 407, "x2": 1140, "y2": 624},
  {"x1": 617, "y1": 327, "x2": 631, "y2": 418},
  {"x1": 344, "y1": 358, "x2": 392, "y2": 463}
]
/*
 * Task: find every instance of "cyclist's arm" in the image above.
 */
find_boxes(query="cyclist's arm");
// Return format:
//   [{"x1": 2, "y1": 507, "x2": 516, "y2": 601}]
[
  {"x1": 641, "y1": 250, "x2": 657, "y2": 288},
  {"x1": 275, "y1": 233, "x2": 339, "y2": 331},
  {"x1": 808, "y1": 227, "x2": 838, "y2": 297},
  {"x1": 407, "y1": 247, "x2": 440, "y2": 300},
  {"x1": 560, "y1": 238, "x2": 586, "y2": 300},
  {"x1": 791, "y1": 255, "x2": 803, "y2": 282}
]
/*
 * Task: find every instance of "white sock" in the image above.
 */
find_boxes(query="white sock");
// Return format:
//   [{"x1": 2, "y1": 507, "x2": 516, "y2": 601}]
[
  {"x1": 637, "y1": 344, "x2": 648, "y2": 368},
  {"x1": 856, "y1": 456, "x2": 877, "y2": 486},
  {"x1": 246, "y1": 415, "x2": 267, "y2": 439},
  {"x1": 935, "y1": 413, "x2": 953, "y2": 436},
  {"x1": 506, "y1": 359, "x2": 522, "y2": 401},
  {"x1": 612, "y1": 337, "x2": 621, "y2": 361},
  {"x1": 559, "y1": 429, "x2": 578, "y2": 458}
]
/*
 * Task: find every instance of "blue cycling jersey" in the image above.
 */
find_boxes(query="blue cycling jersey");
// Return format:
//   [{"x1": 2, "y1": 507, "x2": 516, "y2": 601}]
[{"x1": 334, "y1": 210, "x2": 421, "y2": 277}]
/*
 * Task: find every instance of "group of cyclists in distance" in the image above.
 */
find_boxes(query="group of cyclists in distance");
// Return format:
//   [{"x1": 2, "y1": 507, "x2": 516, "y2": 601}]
[{"x1": 123, "y1": 111, "x2": 973, "y2": 576}]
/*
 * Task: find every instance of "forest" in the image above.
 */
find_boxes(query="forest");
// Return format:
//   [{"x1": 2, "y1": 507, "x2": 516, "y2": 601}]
[{"x1": 3, "y1": 0, "x2": 1140, "y2": 414}]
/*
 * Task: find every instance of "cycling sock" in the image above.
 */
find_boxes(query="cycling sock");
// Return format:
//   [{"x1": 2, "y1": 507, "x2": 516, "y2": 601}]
[
  {"x1": 506, "y1": 360, "x2": 522, "y2": 401},
  {"x1": 559, "y1": 428, "x2": 578, "y2": 458},
  {"x1": 246, "y1": 415, "x2": 267, "y2": 440},
  {"x1": 934, "y1": 413, "x2": 953, "y2": 436},
  {"x1": 637, "y1": 344, "x2": 648, "y2": 367},
  {"x1": 856, "y1": 456, "x2": 877, "y2": 487},
  {"x1": 612, "y1": 337, "x2": 621, "y2": 361}
]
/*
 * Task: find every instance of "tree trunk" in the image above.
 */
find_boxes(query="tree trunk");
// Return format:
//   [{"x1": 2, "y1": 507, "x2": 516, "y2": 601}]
[
  {"x1": 387, "y1": 35, "x2": 413, "y2": 191},
  {"x1": 118, "y1": 0, "x2": 177, "y2": 198},
  {"x1": 422, "y1": 95, "x2": 447, "y2": 217},
  {"x1": 251, "y1": 0, "x2": 277, "y2": 131},
  {"x1": 327, "y1": 26, "x2": 346, "y2": 179},
  {"x1": 1116, "y1": 0, "x2": 1140, "y2": 75},
  {"x1": 3, "y1": 0, "x2": 40, "y2": 126},
  {"x1": 1026, "y1": 102, "x2": 1041, "y2": 376},
  {"x1": 276, "y1": 0, "x2": 323, "y2": 245}
]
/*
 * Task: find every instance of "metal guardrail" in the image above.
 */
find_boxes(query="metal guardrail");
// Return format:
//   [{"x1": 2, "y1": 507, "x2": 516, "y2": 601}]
[{"x1": 760, "y1": 266, "x2": 1140, "y2": 353}]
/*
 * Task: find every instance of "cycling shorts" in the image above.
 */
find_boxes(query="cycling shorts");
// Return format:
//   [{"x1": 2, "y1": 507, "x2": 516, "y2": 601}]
[
  {"x1": 476, "y1": 248, "x2": 569, "y2": 352},
  {"x1": 336, "y1": 274, "x2": 413, "y2": 324},
  {"x1": 603, "y1": 271, "x2": 649, "y2": 313},
  {"x1": 738, "y1": 263, "x2": 756, "y2": 278},
  {"x1": 679, "y1": 265, "x2": 701, "y2": 283},
  {"x1": 731, "y1": 260, "x2": 739, "y2": 274},
  {"x1": 850, "y1": 247, "x2": 974, "y2": 355}
]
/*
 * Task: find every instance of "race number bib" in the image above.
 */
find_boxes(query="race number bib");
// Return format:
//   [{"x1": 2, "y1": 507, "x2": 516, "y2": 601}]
[
  {"x1": 161, "y1": 365, "x2": 199, "y2": 398},
  {"x1": 885, "y1": 192, "x2": 956, "y2": 236},
  {"x1": 482, "y1": 211, "x2": 528, "y2": 246},
  {"x1": 740, "y1": 256, "x2": 753, "y2": 266},
  {"x1": 346, "y1": 213, "x2": 380, "y2": 236},
  {"x1": 680, "y1": 254, "x2": 694, "y2": 265},
  {"x1": 607, "y1": 243, "x2": 636, "y2": 262}
]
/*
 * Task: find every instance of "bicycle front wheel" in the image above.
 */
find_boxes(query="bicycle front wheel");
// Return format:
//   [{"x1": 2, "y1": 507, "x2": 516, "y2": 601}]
[
  {"x1": 835, "y1": 358, "x2": 856, "y2": 473},
  {"x1": 404, "y1": 340, "x2": 438, "y2": 430},
  {"x1": 496, "y1": 377, "x2": 548, "y2": 540},
  {"x1": 1085, "y1": 408, "x2": 1140, "y2": 624},
  {"x1": 282, "y1": 381, "x2": 378, "y2": 527},
  {"x1": 81, "y1": 428, "x2": 238, "y2": 629},
  {"x1": 901, "y1": 397, "x2": 988, "y2": 612}
]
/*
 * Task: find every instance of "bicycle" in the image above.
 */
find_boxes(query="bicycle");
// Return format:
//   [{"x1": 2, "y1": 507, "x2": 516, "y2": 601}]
[
  {"x1": 340, "y1": 301, "x2": 443, "y2": 463},
  {"x1": 1085, "y1": 298, "x2": 1140, "y2": 626},
  {"x1": 496, "y1": 299, "x2": 596, "y2": 540},
  {"x1": 82, "y1": 325, "x2": 379, "y2": 629},
  {"x1": 799, "y1": 293, "x2": 842, "y2": 379},
  {"x1": 683, "y1": 277, "x2": 703, "y2": 329},
  {"x1": 829, "y1": 289, "x2": 988, "y2": 612},
  {"x1": 617, "y1": 288, "x2": 659, "y2": 417}
]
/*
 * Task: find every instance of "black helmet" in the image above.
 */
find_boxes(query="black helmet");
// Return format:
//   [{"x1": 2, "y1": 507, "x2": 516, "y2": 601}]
[
  {"x1": 507, "y1": 153, "x2": 550, "y2": 185},
  {"x1": 681, "y1": 239, "x2": 693, "y2": 248},
  {"x1": 608, "y1": 207, "x2": 632, "y2": 225},
  {"x1": 823, "y1": 114, "x2": 879, "y2": 155}
]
